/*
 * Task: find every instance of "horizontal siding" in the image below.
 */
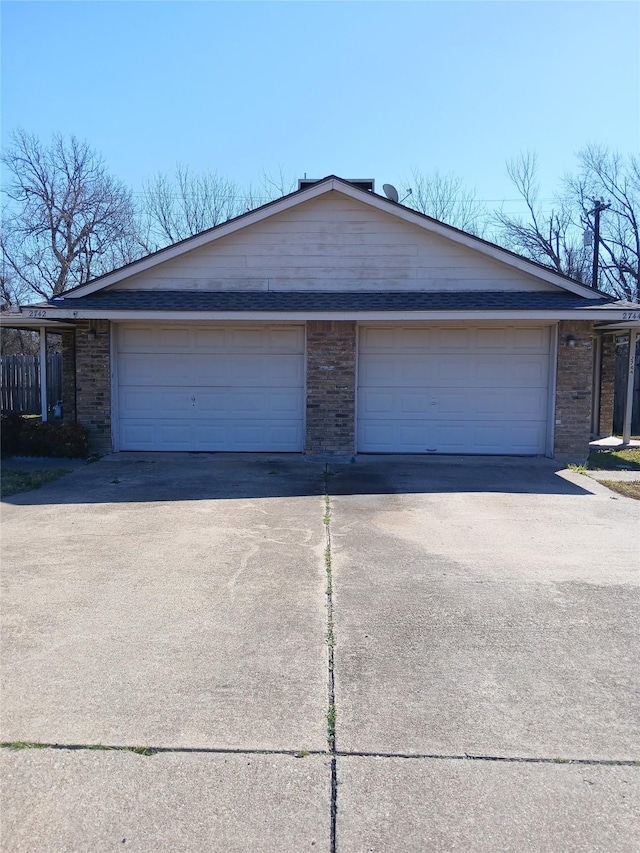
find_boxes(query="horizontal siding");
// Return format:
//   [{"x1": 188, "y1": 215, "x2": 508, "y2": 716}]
[{"x1": 112, "y1": 193, "x2": 558, "y2": 294}]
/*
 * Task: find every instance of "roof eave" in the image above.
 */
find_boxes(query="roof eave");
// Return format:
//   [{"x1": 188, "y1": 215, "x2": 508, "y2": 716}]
[{"x1": 17, "y1": 306, "x2": 640, "y2": 323}]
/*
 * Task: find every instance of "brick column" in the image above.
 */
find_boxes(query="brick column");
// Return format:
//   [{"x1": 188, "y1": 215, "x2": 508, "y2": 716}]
[
  {"x1": 554, "y1": 320, "x2": 594, "y2": 461},
  {"x1": 305, "y1": 321, "x2": 356, "y2": 455},
  {"x1": 598, "y1": 334, "x2": 616, "y2": 438},
  {"x1": 75, "y1": 319, "x2": 112, "y2": 454},
  {"x1": 60, "y1": 329, "x2": 76, "y2": 424}
]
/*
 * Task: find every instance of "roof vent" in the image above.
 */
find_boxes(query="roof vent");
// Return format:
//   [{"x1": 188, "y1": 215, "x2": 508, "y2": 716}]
[{"x1": 298, "y1": 178, "x2": 375, "y2": 192}]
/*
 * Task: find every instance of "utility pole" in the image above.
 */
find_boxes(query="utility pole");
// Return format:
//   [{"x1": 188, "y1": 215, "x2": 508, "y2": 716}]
[{"x1": 589, "y1": 199, "x2": 611, "y2": 290}]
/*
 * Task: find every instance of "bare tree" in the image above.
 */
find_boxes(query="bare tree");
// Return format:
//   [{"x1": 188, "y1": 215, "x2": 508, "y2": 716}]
[
  {"x1": 565, "y1": 146, "x2": 639, "y2": 302},
  {"x1": 402, "y1": 168, "x2": 487, "y2": 235},
  {"x1": 141, "y1": 165, "x2": 245, "y2": 248},
  {"x1": 1, "y1": 130, "x2": 140, "y2": 300},
  {"x1": 243, "y1": 168, "x2": 297, "y2": 213},
  {"x1": 493, "y1": 153, "x2": 590, "y2": 283},
  {"x1": 141, "y1": 166, "x2": 298, "y2": 248}
]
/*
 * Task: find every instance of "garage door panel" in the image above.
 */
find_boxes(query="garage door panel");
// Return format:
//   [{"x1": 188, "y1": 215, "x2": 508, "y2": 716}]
[
  {"x1": 476, "y1": 327, "x2": 510, "y2": 348},
  {"x1": 122, "y1": 353, "x2": 303, "y2": 387},
  {"x1": 360, "y1": 418, "x2": 546, "y2": 454},
  {"x1": 119, "y1": 325, "x2": 305, "y2": 355},
  {"x1": 117, "y1": 324, "x2": 304, "y2": 451},
  {"x1": 358, "y1": 422, "x2": 429, "y2": 452},
  {"x1": 438, "y1": 328, "x2": 472, "y2": 349},
  {"x1": 359, "y1": 386, "x2": 548, "y2": 421},
  {"x1": 119, "y1": 423, "x2": 155, "y2": 446},
  {"x1": 119, "y1": 418, "x2": 303, "y2": 452},
  {"x1": 358, "y1": 324, "x2": 551, "y2": 455},
  {"x1": 118, "y1": 326, "x2": 157, "y2": 351},
  {"x1": 451, "y1": 387, "x2": 549, "y2": 417},
  {"x1": 514, "y1": 327, "x2": 550, "y2": 349},
  {"x1": 359, "y1": 355, "x2": 437, "y2": 385},
  {"x1": 119, "y1": 388, "x2": 193, "y2": 416},
  {"x1": 360, "y1": 353, "x2": 549, "y2": 389}
]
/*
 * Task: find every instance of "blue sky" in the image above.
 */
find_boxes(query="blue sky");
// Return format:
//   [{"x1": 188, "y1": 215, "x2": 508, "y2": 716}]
[{"x1": 2, "y1": 1, "x2": 639, "y2": 215}]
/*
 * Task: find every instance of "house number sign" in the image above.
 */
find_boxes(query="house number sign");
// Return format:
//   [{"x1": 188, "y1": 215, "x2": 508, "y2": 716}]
[
  {"x1": 622, "y1": 312, "x2": 640, "y2": 320},
  {"x1": 27, "y1": 310, "x2": 47, "y2": 318}
]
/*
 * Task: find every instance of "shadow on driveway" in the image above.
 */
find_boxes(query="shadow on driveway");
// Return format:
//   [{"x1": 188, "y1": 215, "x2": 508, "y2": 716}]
[{"x1": 1, "y1": 452, "x2": 594, "y2": 506}]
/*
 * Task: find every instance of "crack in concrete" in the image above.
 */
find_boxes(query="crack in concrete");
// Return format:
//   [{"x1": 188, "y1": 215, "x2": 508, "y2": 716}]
[
  {"x1": 0, "y1": 742, "x2": 328, "y2": 757},
  {"x1": 335, "y1": 750, "x2": 640, "y2": 767},
  {"x1": 322, "y1": 465, "x2": 338, "y2": 853}
]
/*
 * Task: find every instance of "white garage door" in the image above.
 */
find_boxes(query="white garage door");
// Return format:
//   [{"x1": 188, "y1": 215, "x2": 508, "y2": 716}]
[
  {"x1": 116, "y1": 324, "x2": 304, "y2": 451},
  {"x1": 357, "y1": 325, "x2": 552, "y2": 454}
]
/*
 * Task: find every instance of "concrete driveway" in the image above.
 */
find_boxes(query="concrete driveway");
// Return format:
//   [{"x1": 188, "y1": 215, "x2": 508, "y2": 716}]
[{"x1": 1, "y1": 453, "x2": 638, "y2": 852}]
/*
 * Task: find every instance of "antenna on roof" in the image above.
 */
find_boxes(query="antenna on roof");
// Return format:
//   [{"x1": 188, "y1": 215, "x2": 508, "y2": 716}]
[{"x1": 382, "y1": 184, "x2": 399, "y2": 203}]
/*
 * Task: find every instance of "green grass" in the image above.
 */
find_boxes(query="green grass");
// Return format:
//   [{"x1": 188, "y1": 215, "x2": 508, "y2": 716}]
[
  {"x1": 326, "y1": 704, "x2": 336, "y2": 748},
  {"x1": 599, "y1": 481, "x2": 640, "y2": 500},
  {"x1": 1, "y1": 468, "x2": 70, "y2": 497},
  {"x1": 586, "y1": 448, "x2": 640, "y2": 471}
]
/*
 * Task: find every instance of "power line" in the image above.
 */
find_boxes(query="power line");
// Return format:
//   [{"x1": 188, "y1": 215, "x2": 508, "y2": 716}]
[{"x1": 128, "y1": 189, "x2": 559, "y2": 204}]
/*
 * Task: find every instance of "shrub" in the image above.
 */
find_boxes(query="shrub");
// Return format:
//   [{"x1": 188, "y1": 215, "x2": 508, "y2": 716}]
[
  {"x1": 1, "y1": 416, "x2": 89, "y2": 458},
  {"x1": 0, "y1": 414, "x2": 27, "y2": 456}
]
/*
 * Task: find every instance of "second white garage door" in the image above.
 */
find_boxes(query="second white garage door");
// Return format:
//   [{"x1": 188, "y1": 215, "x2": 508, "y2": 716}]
[
  {"x1": 116, "y1": 324, "x2": 304, "y2": 451},
  {"x1": 357, "y1": 325, "x2": 552, "y2": 455}
]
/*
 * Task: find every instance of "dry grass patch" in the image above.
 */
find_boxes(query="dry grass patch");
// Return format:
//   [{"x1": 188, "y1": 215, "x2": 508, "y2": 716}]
[
  {"x1": 1, "y1": 468, "x2": 70, "y2": 497},
  {"x1": 598, "y1": 481, "x2": 640, "y2": 500},
  {"x1": 587, "y1": 448, "x2": 640, "y2": 471}
]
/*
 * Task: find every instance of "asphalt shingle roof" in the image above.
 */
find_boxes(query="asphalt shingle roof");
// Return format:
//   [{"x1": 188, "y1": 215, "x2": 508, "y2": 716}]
[{"x1": 50, "y1": 290, "x2": 631, "y2": 312}]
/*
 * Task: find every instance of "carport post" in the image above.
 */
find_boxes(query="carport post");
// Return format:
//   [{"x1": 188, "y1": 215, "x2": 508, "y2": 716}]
[
  {"x1": 39, "y1": 326, "x2": 48, "y2": 423},
  {"x1": 622, "y1": 327, "x2": 637, "y2": 445}
]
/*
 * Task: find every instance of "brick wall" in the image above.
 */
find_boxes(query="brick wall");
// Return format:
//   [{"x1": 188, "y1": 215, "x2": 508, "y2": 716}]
[
  {"x1": 60, "y1": 330, "x2": 76, "y2": 425},
  {"x1": 554, "y1": 320, "x2": 594, "y2": 460},
  {"x1": 75, "y1": 319, "x2": 112, "y2": 453},
  {"x1": 305, "y1": 321, "x2": 356, "y2": 455},
  {"x1": 598, "y1": 334, "x2": 616, "y2": 438}
]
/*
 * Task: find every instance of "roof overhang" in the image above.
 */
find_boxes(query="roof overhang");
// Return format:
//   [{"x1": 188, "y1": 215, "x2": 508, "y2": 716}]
[
  {"x1": 60, "y1": 176, "x2": 606, "y2": 301},
  {"x1": 595, "y1": 320, "x2": 640, "y2": 331},
  {"x1": 0, "y1": 313, "x2": 75, "y2": 330},
  {"x1": 15, "y1": 306, "x2": 640, "y2": 323}
]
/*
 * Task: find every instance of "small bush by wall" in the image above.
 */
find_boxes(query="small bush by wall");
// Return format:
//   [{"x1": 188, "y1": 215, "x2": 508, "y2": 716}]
[{"x1": 1, "y1": 416, "x2": 89, "y2": 458}]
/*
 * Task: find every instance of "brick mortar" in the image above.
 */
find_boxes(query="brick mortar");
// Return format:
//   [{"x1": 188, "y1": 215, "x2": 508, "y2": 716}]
[
  {"x1": 305, "y1": 321, "x2": 356, "y2": 455},
  {"x1": 598, "y1": 334, "x2": 616, "y2": 437},
  {"x1": 60, "y1": 330, "x2": 76, "y2": 424},
  {"x1": 75, "y1": 319, "x2": 111, "y2": 453},
  {"x1": 554, "y1": 320, "x2": 594, "y2": 460}
]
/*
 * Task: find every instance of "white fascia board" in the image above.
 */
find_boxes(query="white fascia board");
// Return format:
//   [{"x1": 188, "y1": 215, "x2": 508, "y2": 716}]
[
  {"x1": 29, "y1": 307, "x2": 640, "y2": 322},
  {"x1": 61, "y1": 177, "x2": 599, "y2": 302},
  {"x1": 0, "y1": 314, "x2": 75, "y2": 329}
]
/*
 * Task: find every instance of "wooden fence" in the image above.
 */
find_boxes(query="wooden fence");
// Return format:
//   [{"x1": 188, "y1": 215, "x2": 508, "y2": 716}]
[
  {"x1": 0, "y1": 353, "x2": 63, "y2": 415},
  {"x1": 613, "y1": 337, "x2": 640, "y2": 435}
]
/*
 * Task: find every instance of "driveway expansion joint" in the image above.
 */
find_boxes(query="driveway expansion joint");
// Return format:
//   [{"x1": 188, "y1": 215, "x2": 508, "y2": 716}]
[
  {"x1": 3, "y1": 743, "x2": 637, "y2": 768},
  {"x1": 322, "y1": 465, "x2": 338, "y2": 853},
  {"x1": 334, "y1": 750, "x2": 640, "y2": 767},
  {"x1": 0, "y1": 742, "x2": 332, "y2": 758}
]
